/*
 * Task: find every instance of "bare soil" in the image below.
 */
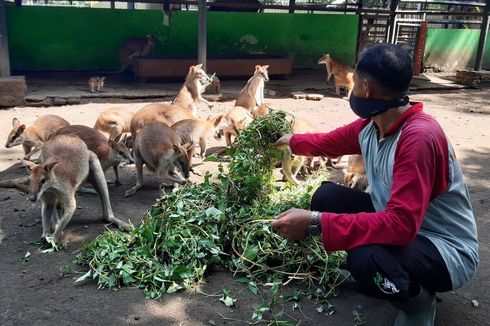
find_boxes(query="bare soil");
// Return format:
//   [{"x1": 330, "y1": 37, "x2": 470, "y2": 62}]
[{"x1": 0, "y1": 77, "x2": 489, "y2": 326}]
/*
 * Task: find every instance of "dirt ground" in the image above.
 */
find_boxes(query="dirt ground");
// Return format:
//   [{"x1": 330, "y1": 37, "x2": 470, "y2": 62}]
[{"x1": 0, "y1": 72, "x2": 489, "y2": 326}]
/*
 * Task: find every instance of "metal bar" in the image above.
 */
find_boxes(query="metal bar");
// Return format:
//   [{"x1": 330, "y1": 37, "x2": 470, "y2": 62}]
[
  {"x1": 0, "y1": 0, "x2": 11, "y2": 77},
  {"x1": 399, "y1": 0, "x2": 485, "y2": 6},
  {"x1": 474, "y1": 0, "x2": 490, "y2": 71},
  {"x1": 289, "y1": 0, "x2": 295, "y2": 14},
  {"x1": 197, "y1": 0, "x2": 206, "y2": 71}
]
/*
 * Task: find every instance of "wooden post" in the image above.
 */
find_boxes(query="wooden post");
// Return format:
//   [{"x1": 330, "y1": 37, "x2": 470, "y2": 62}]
[
  {"x1": 0, "y1": 0, "x2": 11, "y2": 77},
  {"x1": 387, "y1": 0, "x2": 400, "y2": 43},
  {"x1": 198, "y1": 0, "x2": 207, "y2": 71},
  {"x1": 474, "y1": 0, "x2": 490, "y2": 71},
  {"x1": 413, "y1": 21, "x2": 428, "y2": 76},
  {"x1": 289, "y1": 0, "x2": 295, "y2": 14}
]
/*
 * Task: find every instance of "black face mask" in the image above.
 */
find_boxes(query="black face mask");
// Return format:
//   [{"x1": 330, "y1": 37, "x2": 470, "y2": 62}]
[{"x1": 349, "y1": 94, "x2": 410, "y2": 119}]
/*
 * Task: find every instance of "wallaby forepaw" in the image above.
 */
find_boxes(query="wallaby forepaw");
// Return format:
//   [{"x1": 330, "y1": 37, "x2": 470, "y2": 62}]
[{"x1": 124, "y1": 187, "x2": 138, "y2": 198}]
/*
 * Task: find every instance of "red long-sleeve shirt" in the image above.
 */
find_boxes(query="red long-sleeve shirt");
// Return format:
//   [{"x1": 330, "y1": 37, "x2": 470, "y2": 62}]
[{"x1": 290, "y1": 103, "x2": 450, "y2": 251}]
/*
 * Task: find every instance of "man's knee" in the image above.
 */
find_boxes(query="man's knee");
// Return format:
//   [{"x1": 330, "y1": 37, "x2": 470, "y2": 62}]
[{"x1": 310, "y1": 182, "x2": 339, "y2": 212}]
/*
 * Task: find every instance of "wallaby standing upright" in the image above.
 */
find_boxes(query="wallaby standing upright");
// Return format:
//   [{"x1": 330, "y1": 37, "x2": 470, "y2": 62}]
[
  {"x1": 130, "y1": 64, "x2": 214, "y2": 138},
  {"x1": 54, "y1": 125, "x2": 133, "y2": 186},
  {"x1": 5, "y1": 115, "x2": 70, "y2": 160},
  {"x1": 94, "y1": 107, "x2": 134, "y2": 142},
  {"x1": 118, "y1": 35, "x2": 155, "y2": 73},
  {"x1": 235, "y1": 65, "x2": 269, "y2": 110},
  {"x1": 124, "y1": 122, "x2": 193, "y2": 198},
  {"x1": 88, "y1": 76, "x2": 106, "y2": 93},
  {"x1": 21, "y1": 134, "x2": 130, "y2": 243},
  {"x1": 318, "y1": 53, "x2": 354, "y2": 97},
  {"x1": 171, "y1": 114, "x2": 224, "y2": 164},
  {"x1": 223, "y1": 106, "x2": 253, "y2": 146}
]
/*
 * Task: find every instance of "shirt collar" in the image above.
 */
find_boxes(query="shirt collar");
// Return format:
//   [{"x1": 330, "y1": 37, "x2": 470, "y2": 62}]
[{"x1": 373, "y1": 102, "x2": 424, "y2": 137}]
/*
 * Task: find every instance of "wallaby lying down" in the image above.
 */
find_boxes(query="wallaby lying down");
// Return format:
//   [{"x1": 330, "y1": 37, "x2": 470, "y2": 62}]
[
  {"x1": 343, "y1": 154, "x2": 369, "y2": 191},
  {"x1": 93, "y1": 107, "x2": 134, "y2": 142},
  {"x1": 53, "y1": 125, "x2": 133, "y2": 186},
  {"x1": 130, "y1": 64, "x2": 214, "y2": 138},
  {"x1": 5, "y1": 115, "x2": 70, "y2": 160},
  {"x1": 124, "y1": 122, "x2": 193, "y2": 198},
  {"x1": 21, "y1": 134, "x2": 130, "y2": 243}
]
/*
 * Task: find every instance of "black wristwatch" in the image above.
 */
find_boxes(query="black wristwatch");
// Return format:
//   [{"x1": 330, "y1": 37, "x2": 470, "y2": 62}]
[{"x1": 308, "y1": 211, "x2": 322, "y2": 236}]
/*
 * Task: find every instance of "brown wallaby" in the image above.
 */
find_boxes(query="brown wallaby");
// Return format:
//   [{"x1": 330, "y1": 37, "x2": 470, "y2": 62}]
[
  {"x1": 117, "y1": 35, "x2": 155, "y2": 73},
  {"x1": 20, "y1": 134, "x2": 131, "y2": 243},
  {"x1": 343, "y1": 154, "x2": 369, "y2": 191},
  {"x1": 318, "y1": 53, "x2": 354, "y2": 97},
  {"x1": 281, "y1": 116, "x2": 319, "y2": 185},
  {"x1": 5, "y1": 115, "x2": 70, "y2": 160},
  {"x1": 171, "y1": 115, "x2": 224, "y2": 164},
  {"x1": 124, "y1": 122, "x2": 193, "y2": 198},
  {"x1": 54, "y1": 125, "x2": 133, "y2": 186},
  {"x1": 130, "y1": 64, "x2": 214, "y2": 138},
  {"x1": 235, "y1": 65, "x2": 269, "y2": 110},
  {"x1": 88, "y1": 76, "x2": 106, "y2": 93},
  {"x1": 223, "y1": 106, "x2": 253, "y2": 146},
  {"x1": 93, "y1": 107, "x2": 134, "y2": 142}
]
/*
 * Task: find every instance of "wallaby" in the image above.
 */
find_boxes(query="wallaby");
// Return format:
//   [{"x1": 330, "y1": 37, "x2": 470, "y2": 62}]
[
  {"x1": 5, "y1": 115, "x2": 70, "y2": 160},
  {"x1": 318, "y1": 53, "x2": 354, "y2": 97},
  {"x1": 124, "y1": 122, "x2": 193, "y2": 198},
  {"x1": 223, "y1": 106, "x2": 253, "y2": 146},
  {"x1": 20, "y1": 134, "x2": 130, "y2": 243},
  {"x1": 281, "y1": 116, "x2": 320, "y2": 185},
  {"x1": 171, "y1": 115, "x2": 224, "y2": 165},
  {"x1": 130, "y1": 64, "x2": 214, "y2": 138},
  {"x1": 94, "y1": 107, "x2": 134, "y2": 142},
  {"x1": 252, "y1": 102, "x2": 273, "y2": 118},
  {"x1": 88, "y1": 76, "x2": 106, "y2": 93},
  {"x1": 54, "y1": 125, "x2": 133, "y2": 186},
  {"x1": 343, "y1": 154, "x2": 369, "y2": 191},
  {"x1": 117, "y1": 35, "x2": 155, "y2": 73},
  {"x1": 235, "y1": 65, "x2": 269, "y2": 110}
]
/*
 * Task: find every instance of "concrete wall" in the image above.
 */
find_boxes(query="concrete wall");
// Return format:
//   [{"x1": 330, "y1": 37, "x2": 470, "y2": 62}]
[
  {"x1": 5, "y1": 6, "x2": 359, "y2": 71},
  {"x1": 424, "y1": 28, "x2": 490, "y2": 71}
]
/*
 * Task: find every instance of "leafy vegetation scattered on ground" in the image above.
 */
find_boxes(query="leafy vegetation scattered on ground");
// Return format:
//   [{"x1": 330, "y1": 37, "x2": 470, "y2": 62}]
[{"x1": 76, "y1": 110, "x2": 346, "y2": 322}]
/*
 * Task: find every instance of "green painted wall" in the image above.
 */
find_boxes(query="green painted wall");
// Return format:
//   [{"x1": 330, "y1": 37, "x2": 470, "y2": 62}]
[
  {"x1": 424, "y1": 28, "x2": 490, "y2": 71},
  {"x1": 5, "y1": 6, "x2": 359, "y2": 71}
]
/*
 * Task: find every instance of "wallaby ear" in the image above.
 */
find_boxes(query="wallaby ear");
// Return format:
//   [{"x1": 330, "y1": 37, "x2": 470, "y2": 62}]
[
  {"x1": 12, "y1": 118, "x2": 20, "y2": 128},
  {"x1": 108, "y1": 140, "x2": 115, "y2": 148},
  {"x1": 18, "y1": 124, "x2": 26, "y2": 133},
  {"x1": 182, "y1": 141, "x2": 194, "y2": 151},
  {"x1": 195, "y1": 63, "x2": 203, "y2": 69},
  {"x1": 172, "y1": 144, "x2": 181, "y2": 154},
  {"x1": 213, "y1": 114, "x2": 224, "y2": 127},
  {"x1": 20, "y1": 159, "x2": 37, "y2": 171},
  {"x1": 262, "y1": 65, "x2": 269, "y2": 70},
  {"x1": 254, "y1": 65, "x2": 261, "y2": 70},
  {"x1": 44, "y1": 161, "x2": 58, "y2": 172},
  {"x1": 120, "y1": 133, "x2": 128, "y2": 143},
  {"x1": 100, "y1": 77, "x2": 106, "y2": 81}
]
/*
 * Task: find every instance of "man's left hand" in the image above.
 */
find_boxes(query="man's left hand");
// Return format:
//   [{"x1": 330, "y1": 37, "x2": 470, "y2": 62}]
[{"x1": 271, "y1": 208, "x2": 311, "y2": 241}]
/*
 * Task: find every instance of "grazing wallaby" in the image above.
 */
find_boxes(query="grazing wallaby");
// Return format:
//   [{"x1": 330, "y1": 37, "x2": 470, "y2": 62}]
[
  {"x1": 130, "y1": 64, "x2": 214, "y2": 138},
  {"x1": 124, "y1": 122, "x2": 193, "y2": 198},
  {"x1": 88, "y1": 76, "x2": 106, "y2": 93},
  {"x1": 281, "y1": 116, "x2": 319, "y2": 185},
  {"x1": 343, "y1": 154, "x2": 369, "y2": 191},
  {"x1": 118, "y1": 35, "x2": 155, "y2": 73},
  {"x1": 318, "y1": 53, "x2": 354, "y2": 97},
  {"x1": 223, "y1": 106, "x2": 253, "y2": 146},
  {"x1": 94, "y1": 107, "x2": 134, "y2": 142},
  {"x1": 235, "y1": 65, "x2": 269, "y2": 110},
  {"x1": 54, "y1": 125, "x2": 133, "y2": 186},
  {"x1": 21, "y1": 135, "x2": 130, "y2": 243},
  {"x1": 5, "y1": 115, "x2": 70, "y2": 160},
  {"x1": 171, "y1": 115, "x2": 224, "y2": 163}
]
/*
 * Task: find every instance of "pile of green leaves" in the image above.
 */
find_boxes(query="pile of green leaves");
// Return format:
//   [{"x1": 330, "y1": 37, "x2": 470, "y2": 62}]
[{"x1": 77, "y1": 110, "x2": 345, "y2": 300}]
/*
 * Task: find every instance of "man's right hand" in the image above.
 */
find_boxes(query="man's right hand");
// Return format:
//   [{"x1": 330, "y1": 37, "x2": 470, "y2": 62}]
[{"x1": 273, "y1": 134, "x2": 293, "y2": 149}]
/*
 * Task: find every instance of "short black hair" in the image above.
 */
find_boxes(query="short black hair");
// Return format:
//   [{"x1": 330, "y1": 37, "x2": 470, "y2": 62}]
[{"x1": 356, "y1": 43, "x2": 413, "y2": 93}]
